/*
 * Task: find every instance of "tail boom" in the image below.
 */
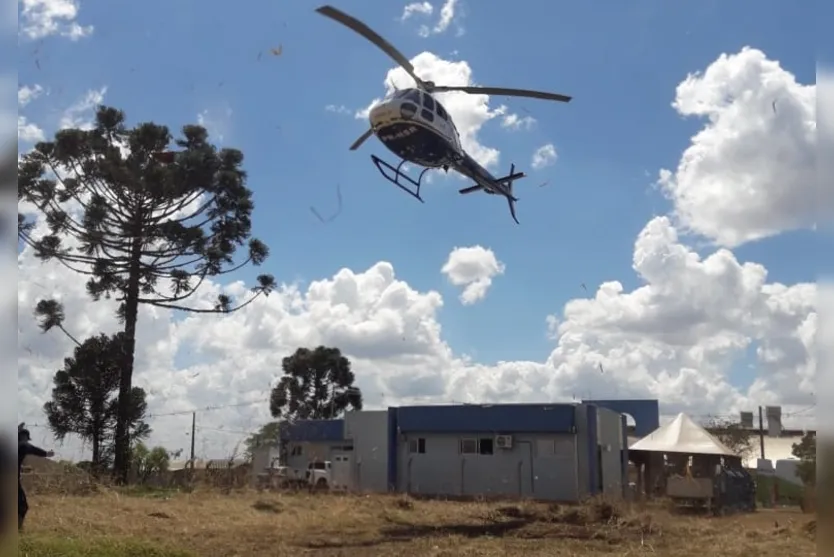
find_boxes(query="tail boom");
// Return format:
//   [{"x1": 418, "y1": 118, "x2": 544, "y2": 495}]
[{"x1": 456, "y1": 161, "x2": 525, "y2": 224}]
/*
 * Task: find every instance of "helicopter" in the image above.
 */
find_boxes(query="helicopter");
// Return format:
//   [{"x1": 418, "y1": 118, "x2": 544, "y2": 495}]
[{"x1": 316, "y1": 5, "x2": 572, "y2": 224}]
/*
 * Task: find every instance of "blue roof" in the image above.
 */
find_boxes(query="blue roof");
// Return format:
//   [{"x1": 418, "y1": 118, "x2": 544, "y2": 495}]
[
  {"x1": 278, "y1": 419, "x2": 344, "y2": 442},
  {"x1": 393, "y1": 403, "x2": 576, "y2": 434}
]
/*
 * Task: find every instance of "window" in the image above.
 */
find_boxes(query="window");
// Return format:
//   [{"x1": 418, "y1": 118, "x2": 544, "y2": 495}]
[
  {"x1": 409, "y1": 437, "x2": 426, "y2": 454},
  {"x1": 422, "y1": 93, "x2": 435, "y2": 110},
  {"x1": 290, "y1": 446, "x2": 302, "y2": 456},
  {"x1": 421, "y1": 109, "x2": 435, "y2": 122},
  {"x1": 436, "y1": 102, "x2": 448, "y2": 121},
  {"x1": 402, "y1": 90, "x2": 421, "y2": 103},
  {"x1": 478, "y1": 438, "x2": 494, "y2": 455},
  {"x1": 460, "y1": 438, "x2": 477, "y2": 454}
]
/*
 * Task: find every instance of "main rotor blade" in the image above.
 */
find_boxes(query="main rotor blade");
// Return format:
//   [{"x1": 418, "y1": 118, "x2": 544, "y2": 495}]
[
  {"x1": 316, "y1": 5, "x2": 424, "y2": 88},
  {"x1": 349, "y1": 128, "x2": 374, "y2": 151},
  {"x1": 431, "y1": 85, "x2": 572, "y2": 103}
]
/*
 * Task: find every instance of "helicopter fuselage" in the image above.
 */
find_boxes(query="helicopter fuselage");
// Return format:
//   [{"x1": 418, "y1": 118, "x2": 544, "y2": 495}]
[{"x1": 369, "y1": 88, "x2": 463, "y2": 169}]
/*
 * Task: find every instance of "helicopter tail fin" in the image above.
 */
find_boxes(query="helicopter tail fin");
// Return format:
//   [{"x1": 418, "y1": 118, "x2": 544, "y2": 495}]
[
  {"x1": 494, "y1": 163, "x2": 525, "y2": 199},
  {"x1": 501, "y1": 164, "x2": 522, "y2": 224}
]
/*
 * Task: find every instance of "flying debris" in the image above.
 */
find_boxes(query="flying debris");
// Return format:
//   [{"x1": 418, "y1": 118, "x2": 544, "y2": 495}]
[
  {"x1": 598, "y1": 363, "x2": 604, "y2": 374},
  {"x1": 580, "y1": 283, "x2": 587, "y2": 291},
  {"x1": 772, "y1": 100, "x2": 778, "y2": 113},
  {"x1": 315, "y1": 4, "x2": 572, "y2": 224},
  {"x1": 270, "y1": 45, "x2": 283, "y2": 56},
  {"x1": 310, "y1": 183, "x2": 344, "y2": 223}
]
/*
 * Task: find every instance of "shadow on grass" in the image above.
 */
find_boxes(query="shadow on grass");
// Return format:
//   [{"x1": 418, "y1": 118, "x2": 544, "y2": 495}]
[
  {"x1": 300, "y1": 506, "x2": 627, "y2": 550},
  {"x1": 301, "y1": 520, "x2": 533, "y2": 550},
  {"x1": 19, "y1": 534, "x2": 196, "y2": 557}
]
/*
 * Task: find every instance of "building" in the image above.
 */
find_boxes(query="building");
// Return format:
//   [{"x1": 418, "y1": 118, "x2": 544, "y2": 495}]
[{"x1": 262, "y1": 399, "x2": 659, "y2": 502}]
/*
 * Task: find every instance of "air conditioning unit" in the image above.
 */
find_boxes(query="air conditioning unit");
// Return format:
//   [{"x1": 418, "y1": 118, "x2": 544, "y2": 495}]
[{"x1": 495, "y1": 435, "x2": 513, "y2": 449}]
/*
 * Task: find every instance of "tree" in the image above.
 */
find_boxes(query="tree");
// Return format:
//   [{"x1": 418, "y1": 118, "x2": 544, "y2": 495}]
[
  {"x1": 269, "y1": 346, "x2": 363, "y2": 421},
  {"x1": 18, "y1": 106, "x2": 276, "y2": 483},
  {"x1": 792, "y1": 431, "x2": 816, "y2": 486},
  {"x1": 42, "y1": 332, "x2": 151, "y2": 473},
  {"x1": 131, "y1": 442, "x2": 171, "y2": 484},
  {"x1": 704, "y1": 417, "x2": 755, "y2": 458},
  {"x1": 243, "y1": 421, "x2": 282, "y2": 461}
]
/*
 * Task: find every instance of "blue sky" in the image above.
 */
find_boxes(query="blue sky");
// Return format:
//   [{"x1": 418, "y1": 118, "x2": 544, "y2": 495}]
[{"x1": 17, "y1": 0, "x2": 818, "y2": 369}]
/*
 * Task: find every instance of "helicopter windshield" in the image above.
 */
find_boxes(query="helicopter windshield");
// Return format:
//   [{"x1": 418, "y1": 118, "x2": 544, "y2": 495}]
[{"x1": 392, "y1": 89, "x2": 421, "y2": 103}]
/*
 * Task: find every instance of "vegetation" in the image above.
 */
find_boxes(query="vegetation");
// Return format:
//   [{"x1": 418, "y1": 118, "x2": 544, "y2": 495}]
[
  {"x1": 42, "y1": 332, "x2": 150, "y2": 473},
  {"x1": 704, "y1": 417, "x2": 755, "y2": 458},
  {"x1": 791, "y1": 430, "x2": 816, "y2": 486},
  {"x1": 18, "y1": 106, "x2": 275, "y2": 482},
  {"x1": 269, "y1": 346, "x2": 363, "y2": 421},
  {"x1": 17, "y1": 488, "x2": 815, "y2": 557},
  {"x1": 131, "y1": 442, "x2": 174, "y2": 484},
  {"x1": 243, "y1": 421, "x2": 281, "y2": 461}
]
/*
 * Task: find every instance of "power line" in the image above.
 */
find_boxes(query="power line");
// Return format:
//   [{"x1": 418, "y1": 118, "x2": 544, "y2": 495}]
[{"x1": 145, "y1": 398, "x2": 270, "y2": 419}]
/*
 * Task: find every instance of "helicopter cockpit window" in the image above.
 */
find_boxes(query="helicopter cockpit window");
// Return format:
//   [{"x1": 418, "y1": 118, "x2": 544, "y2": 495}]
[
  {"x1": 398, "y1": 90, "x2": 421, "y2": 103},
  {"x1": 435, "y1": 102, "x2": 448, "y2": 121},
  {"x1": 422, "y1": 93, "x2": 435, "y2": 111}
]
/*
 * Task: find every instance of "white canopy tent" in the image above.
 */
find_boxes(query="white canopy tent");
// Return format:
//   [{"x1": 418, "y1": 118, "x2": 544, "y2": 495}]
[{"x1": 629, "y1": 413, "x2": 736, "y2": 456}]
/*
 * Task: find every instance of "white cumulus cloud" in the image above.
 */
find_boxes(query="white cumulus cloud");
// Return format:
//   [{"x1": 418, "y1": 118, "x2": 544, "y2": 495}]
[
  {"x1": 500, "y1": 111, "x2": 536, "y2": 131},
  {"x1": 531, "y1": 143, "x2": 557, "y2": 169},
  {"x1": 18, "y1": 117, "x2": 45, "y2": 143},
  {"x1": 400, "y1": 1, "x2": 433, "y2": 21},
  {"x1": 18, "y1": 84, "x2": 44, "y2": 108},
  {"x1": 197, "y1": 105, "x2": 233, "y2": 144},
  {"x1": 441, "y1": 246, "x2": 505, "y2": 305},
  {"x1": 402, "y1": 0, "x2": 462, "y2": 37},
  {"x1": 19, "y1": 0, "x2": 93, "y2": 41},
  {"x1": 325, "y1": 104, "x2": 352, "y2": 115},
  {"x1": 658, "y1": 47, "x2": 819, "y2": 248},
  {"x1": 59, "y1": 87, "x2": 107, "y2": 130}
]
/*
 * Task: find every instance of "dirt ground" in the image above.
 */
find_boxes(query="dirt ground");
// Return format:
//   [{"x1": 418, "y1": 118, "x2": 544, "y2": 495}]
[{"x1": 18, "y1": 489, "x2": 817, "y2": 557}]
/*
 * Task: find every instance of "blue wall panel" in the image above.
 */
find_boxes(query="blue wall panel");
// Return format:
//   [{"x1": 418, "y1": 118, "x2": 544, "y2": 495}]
[
  {"x1": 279, "y1": 419, "x2": 344, "y2": 442},
  {"x1": 395, "y1": 404, "x2": 576, "y2": 434},
  {"x1": 584, "y1": 399, "x2": 660, "y2": 437}
]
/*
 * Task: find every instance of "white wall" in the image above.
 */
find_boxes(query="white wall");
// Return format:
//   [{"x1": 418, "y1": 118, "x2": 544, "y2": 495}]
[
  {"x1": 596, "y1": 407, "x2": 625, "y2": 498},
  {"x1": 344, "y1": 410, "x2": 389, "y2": 492},
  {"x1": 398, "y1": 433, "x2": 580, "y2": 501},
  {"x1": 284, "y1": 441, "x2": 338, "y2": 470}
]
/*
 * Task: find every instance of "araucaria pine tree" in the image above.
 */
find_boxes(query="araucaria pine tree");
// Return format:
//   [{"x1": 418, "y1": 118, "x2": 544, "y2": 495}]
[{"x1": 18, "y1": 106, "x2": 276, "y2": 482}]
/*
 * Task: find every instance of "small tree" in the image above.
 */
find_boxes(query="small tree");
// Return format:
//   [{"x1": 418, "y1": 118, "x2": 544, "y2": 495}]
[
  {"x1": 243, "y1": 421, "x2": 282, "y2": 461},
  {"x1": 704, "y1": 417, "x2": 755, "y2": 458},
  {"x1": 18, "y1": 106, "x2": 275, "y2": 482},
  {"x1": 42, "y1": 332, "x2": 150, "y2": 473},
  {"x1": 131, "y1": 442, "x2": 172, "y2": 484},
  {"x1": 792, "y1": 431, "x2": 816, "y2": 486},
  {"x1": 269, "y1": 346, "x2": 363, "y2": 421}
]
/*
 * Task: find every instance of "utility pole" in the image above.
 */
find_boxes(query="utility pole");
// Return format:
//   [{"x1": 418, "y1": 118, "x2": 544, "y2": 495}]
[
  {"x1": 758, "y1": 406, "x2": 765, "y2": 459},
  {"x1": 190, "y1": 412, "x2": 196, "y2": 462}
]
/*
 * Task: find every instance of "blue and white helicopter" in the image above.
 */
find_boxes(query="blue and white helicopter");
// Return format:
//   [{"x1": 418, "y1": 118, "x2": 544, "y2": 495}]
[{"x1": 316, "y1": 5, "x2": 572, "y2": 224}]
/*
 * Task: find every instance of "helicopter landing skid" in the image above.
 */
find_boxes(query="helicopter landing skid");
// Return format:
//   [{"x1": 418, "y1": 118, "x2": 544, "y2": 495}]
[{"x1": 371, "y1": 154, "x2": 430, "y2": 203}]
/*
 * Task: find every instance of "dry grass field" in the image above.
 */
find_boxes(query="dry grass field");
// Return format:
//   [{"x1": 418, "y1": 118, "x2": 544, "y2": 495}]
[{"x1": 16, "y1": 485, "x2": 817, "y2": 557}]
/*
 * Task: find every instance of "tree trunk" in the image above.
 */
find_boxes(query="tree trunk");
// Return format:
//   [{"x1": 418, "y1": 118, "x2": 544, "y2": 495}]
[
  {"x1": 112, "y1": 237, "x2": 142, "y2": 484},
  {"x1": 91, "y1": 433, "x2": 100, "y2": 476}
]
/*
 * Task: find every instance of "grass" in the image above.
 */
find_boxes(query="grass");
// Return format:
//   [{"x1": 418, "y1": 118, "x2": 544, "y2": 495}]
[{"x1": 16, "y1": 487, "x2": 816, "y2": 556}]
